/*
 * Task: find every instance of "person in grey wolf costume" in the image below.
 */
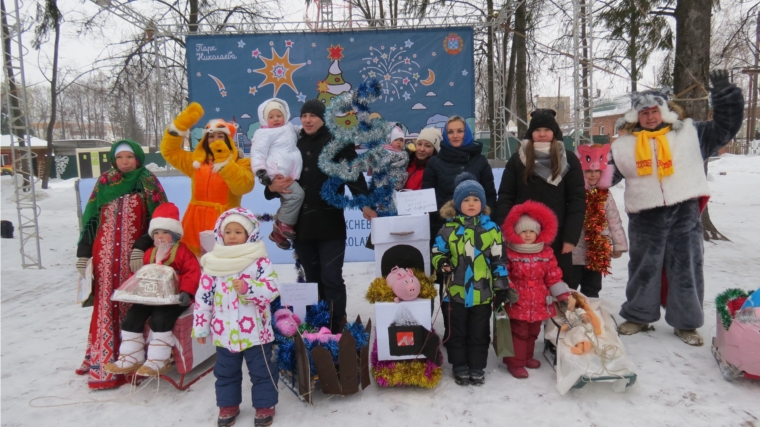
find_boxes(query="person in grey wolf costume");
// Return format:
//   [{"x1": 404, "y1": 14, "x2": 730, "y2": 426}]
[{"x1": 610, "y1": 70, "x2": 743, "y2": 346}]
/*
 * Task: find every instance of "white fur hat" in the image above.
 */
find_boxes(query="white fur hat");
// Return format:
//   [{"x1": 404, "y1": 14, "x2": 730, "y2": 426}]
[
  {"x1": 220, "y1": 213, "x2": 255, "y2": 237},
  {"x1": 617, "y1": 88, "x2": 680, "y2": 129},
  {"x1": 263, "y1": 100, "x2": 286, "y2": 121}
]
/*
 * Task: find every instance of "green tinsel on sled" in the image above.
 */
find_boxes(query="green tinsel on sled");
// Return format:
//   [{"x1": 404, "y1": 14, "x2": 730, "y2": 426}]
[{"x1": 715, "y1": 288, "x2": 751, "y2": 330}]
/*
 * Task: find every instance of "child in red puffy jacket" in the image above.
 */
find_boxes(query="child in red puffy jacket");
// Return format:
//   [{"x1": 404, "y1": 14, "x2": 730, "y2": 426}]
[
  {"x1": 105, "y1": 202, "x2": 200, "y2": 377},
  {"x1": 501, "y1": 200, "x2": 570, "y2": 379}
]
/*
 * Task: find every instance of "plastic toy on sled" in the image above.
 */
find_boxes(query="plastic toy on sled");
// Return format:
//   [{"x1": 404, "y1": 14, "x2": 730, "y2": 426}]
[
  {"x1": 543, "y1": 292, "x2": 637, "y2": 395},
  {"x1": 712, "y1": 288, "x2": 760, "y2": 381}
]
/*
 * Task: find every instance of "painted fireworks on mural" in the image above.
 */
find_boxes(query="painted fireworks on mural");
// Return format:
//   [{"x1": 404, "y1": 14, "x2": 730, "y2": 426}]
[{"x1": 186, "y1": 28, "x2": 475, "y2": 152}]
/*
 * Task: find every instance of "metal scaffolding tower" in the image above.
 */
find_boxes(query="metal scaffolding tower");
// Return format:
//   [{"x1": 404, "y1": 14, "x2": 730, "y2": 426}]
[
  {"x1": 572, "y1": 0, "x2": 594, "y2": 148},
  {"x1": 1, "y1": 0, "x2": 43, "y2": 268}
]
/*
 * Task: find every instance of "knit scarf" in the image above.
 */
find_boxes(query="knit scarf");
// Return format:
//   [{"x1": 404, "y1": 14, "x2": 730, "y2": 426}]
[
  {"x1": 584, "y1": 188, "x2": 611, "y2": 275},
  {"x1": 519, "y1": 141, "x2": 568, "y2": 186},
  {"x1": 507, "y1": 241, "x2": 545, "y2": 254},
  {"x1": 200, "y1": 240, "x2": 268, "y2": 276},
  {"x1": 78, "y1": 139, "x2": 166, "y2": 244},
  {"x1": 632, "y1": 126, "x2": 673, "y2": 180}
]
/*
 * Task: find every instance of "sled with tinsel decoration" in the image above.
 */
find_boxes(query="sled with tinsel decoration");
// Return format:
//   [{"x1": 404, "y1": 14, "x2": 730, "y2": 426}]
[
  {"x1": 365, "y1": 260, "x2": 443, "y2": 389},
  {"x1": 270, "y1": 298, "x2": 372, "y2": 404},
  {"x1": 542, "y1": 293, "x2": 637, "y2": 395},
  {"x1": 712, "y1": 288, "x2": 760, "y2": 381}
]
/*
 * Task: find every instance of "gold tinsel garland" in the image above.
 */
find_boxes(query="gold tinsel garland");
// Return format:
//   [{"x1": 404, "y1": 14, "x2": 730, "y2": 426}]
[
  {"x1": 584, "y1": 188, "x2": 612, "y2": 275},
  {"x1": 365, "y1": 269, "x2": 438, "y2": 303}
]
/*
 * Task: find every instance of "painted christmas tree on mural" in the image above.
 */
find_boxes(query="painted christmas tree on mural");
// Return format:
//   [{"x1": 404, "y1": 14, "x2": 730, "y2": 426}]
[{"x1": 318, "y1": 45, "x2": 357, "y2": 129}]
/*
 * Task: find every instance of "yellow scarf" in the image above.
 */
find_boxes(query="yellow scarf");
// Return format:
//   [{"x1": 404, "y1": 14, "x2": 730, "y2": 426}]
[{"x1": 632, "y1": 126, "x2": 673, "y2": 180}]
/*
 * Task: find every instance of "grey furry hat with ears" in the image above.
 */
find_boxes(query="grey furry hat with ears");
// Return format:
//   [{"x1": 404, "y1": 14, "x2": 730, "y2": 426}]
[{"x1": 615, "y1": 88, "x2": 682, "y2": 132}]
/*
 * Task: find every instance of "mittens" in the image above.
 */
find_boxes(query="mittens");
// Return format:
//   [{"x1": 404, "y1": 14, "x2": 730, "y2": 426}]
[
  {"x1": 709, "y1": 69, "x2": 731, "y2": 94},
  {"x1": 130, "y1": 249, "x2": 145, "y2": 273},
  {"x1": 506, "y1": 287, "x2": 520, "y2": 304},
  {"x1": 210, "y1": 140, "x2": 233, "y2": 172},
  {"x1": 178, "y1": 292, "x2": 192, "y2": 307},
  {"x1": 169, "y1": 102, "x2": 204, "y2": 136},
  {"x1": 492, "y1": 290, "x2": 508, "y2": 307},
  {"x1": 256, "y1": 169, "x2": 272, "y2": 186},
  {"x1": 77, "y1": 257, "x2": 90, "y2": 278}
]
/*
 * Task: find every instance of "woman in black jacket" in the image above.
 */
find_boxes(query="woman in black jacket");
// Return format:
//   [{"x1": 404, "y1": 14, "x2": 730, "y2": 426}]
[
  {"x1": 422, "y1": 116, "x2": 496, "y2": 236},
  {"x1": 494, "y1": 109, "x2": 586, "y2": 283}
]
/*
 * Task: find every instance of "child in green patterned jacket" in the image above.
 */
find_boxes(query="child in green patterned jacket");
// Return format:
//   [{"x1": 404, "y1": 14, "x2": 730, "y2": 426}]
[{"x1": 432, "y1": 173, "x2": 514, "y2": 386}]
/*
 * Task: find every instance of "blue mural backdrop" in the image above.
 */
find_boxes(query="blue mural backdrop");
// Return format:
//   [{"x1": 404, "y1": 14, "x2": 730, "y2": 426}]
[{"x1": 186, "y1": 27, "x2": 475, "y2": 152}]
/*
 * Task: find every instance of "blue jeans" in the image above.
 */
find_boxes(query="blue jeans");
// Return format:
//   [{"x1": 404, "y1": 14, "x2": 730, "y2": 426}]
[{"x1": 214, "y1": 344, "x2": 279, "y2": 409}]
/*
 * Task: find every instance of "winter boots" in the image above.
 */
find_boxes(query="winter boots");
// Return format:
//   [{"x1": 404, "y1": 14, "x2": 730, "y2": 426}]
[
  {"x1": 104, "y1": 331, "x2": 145, "y2": 374},
  {"x1": 218, "y1": 405, "x2": 240, "y2": 427},
  {"x1": 254, "y1": 407, "x2": 276, "y2": 426},
  {"x1": 617, "y1": 321, "x2": 652, "y2": 335},
  {"x1": 136, "y1": 331, "x2": 175, "y2": 376},
  {"x1": 274, "y1": 220, "x2": 296, "y2": 240},
  {"x1": 674, "y1": 328, "x2": 704, "y2": 346},
  {"x1": 453, "y1": 369, "x2": 470, "y2": 386}
]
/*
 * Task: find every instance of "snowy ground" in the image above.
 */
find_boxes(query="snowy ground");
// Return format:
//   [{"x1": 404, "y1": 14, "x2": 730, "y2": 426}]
[{"x1": 2, "y1": 155, "x2": 759, "y2": 427}]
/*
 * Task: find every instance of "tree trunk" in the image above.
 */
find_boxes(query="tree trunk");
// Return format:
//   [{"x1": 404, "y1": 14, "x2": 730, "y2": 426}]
[
  {"x1": 673, "y1": 0, "x2": 726, "y2": 242},
  {"x1": 629, "y1": 6, "x2": 638, "y2": 93},
  {"x1": 514, "y1": 1, "x2": 527, "y2": 138},
  {"x1": 486, "y1": 0, "x2": 495, "y2": 158},
  {"x1": 41, "y1": 0, "x2": 60, "y2": 189}
]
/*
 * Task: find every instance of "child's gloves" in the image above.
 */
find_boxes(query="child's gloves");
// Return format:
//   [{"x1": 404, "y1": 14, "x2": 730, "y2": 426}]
[
  {"x1": 709, "y1": 69, "x2": 730, "y2": 94},
  {"x1": 506, "y1": 288, "x2": 520, "y2": 304},
  {"x1": 169, "y1": 102, "x2": 204, "y2": 136},
  {"x1": 130, "y1": 249, "x2": 145, "y2": 272},
  {"x1": 76, "y1": 257, "x2": 90, "y2": 277},
  {"x1": 438, "y1": 257, "x2": 452, "y2": 273},
  {"x1": 256, "y1": 169, "x2": 272, "y2": 186},
  {"x1": 210, "y1": 140, "x2": 233, "y2": 172},
  {"x1": 178, "y1": 292, "x2": 192, "y2": 307},
  {"x1": 492, "y1": 290, "x2": 508, "y2": 307}
]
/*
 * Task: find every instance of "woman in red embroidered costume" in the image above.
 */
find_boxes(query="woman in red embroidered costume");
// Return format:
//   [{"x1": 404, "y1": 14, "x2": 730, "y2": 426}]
[{"x1": 75, "y1": 140, "x2": 167, "y2": 389}]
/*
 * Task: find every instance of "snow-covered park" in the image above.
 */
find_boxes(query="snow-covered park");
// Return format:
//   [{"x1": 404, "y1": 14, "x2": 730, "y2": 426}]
[{"x1": 2, "y1": 155, "x2": 759, "y2": 427}]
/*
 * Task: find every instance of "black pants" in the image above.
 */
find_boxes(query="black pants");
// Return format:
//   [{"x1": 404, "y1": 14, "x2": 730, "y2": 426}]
[
  {"x1": 550, "y1": 230, "x2": 574, "y2": 284},
  {"x1": 446, "y1": 301, "x2": 491, "y2": 374},
  {"x1": 293, "y1": 238, "x2": 347, "y2": 332},
  {"x1": 570, "y1": 265, "x2": 603, "y2": 298},
  {"x1": 121, "y1": 304, "x2": 187, "y2": 333}
]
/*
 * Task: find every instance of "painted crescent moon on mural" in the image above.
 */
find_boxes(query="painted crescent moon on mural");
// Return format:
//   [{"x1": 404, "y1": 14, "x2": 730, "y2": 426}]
[{"x1": 420, "y1": 69, "x2": 435, "y2": 86}]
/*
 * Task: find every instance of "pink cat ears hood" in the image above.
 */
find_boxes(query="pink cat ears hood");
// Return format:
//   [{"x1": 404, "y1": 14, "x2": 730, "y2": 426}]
[{"x1": 576, "y1": 144, "x2": 615, "y2": 190}]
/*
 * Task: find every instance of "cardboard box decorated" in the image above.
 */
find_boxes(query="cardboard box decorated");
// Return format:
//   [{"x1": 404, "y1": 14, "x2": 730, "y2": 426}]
[{"x1": 370, "y1": 214, "x2": 431, "y2": 278}]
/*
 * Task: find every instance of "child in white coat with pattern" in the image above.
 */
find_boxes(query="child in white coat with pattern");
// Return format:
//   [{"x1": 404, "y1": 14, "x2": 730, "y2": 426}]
[{"x1": 193, "y1": 207, "x2": 280, "y2": 427}]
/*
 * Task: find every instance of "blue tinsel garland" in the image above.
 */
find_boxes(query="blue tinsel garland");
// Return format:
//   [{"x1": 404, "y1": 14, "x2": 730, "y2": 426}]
[
  {"x1": 318, "y1": 80, "x2": 398, "y2": 215},
  {"x1": 270, "y1": 297, "x2": 371, "y2": 373}
]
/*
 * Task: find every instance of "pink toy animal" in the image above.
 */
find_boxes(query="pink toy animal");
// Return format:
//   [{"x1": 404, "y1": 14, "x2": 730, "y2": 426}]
[
  {"x1": 302, "y1": 327, "x2": 342, "y2": 344},
  {"x1": 386, "y1": 266, "x2": 421, "y2": 303},
  {"x1": 274, "y1": 308, "x2": 301, "y2": 337},
  {"x1": 577, "y1": 144, "x2": 610, "y2": 171}
]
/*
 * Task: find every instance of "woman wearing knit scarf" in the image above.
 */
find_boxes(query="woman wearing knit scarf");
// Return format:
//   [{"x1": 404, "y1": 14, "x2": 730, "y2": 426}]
[
  {"x1": 494, "y1": 109, "x2": 586, "y2": 284},
  {"x1": 74, "y1": 139, "x2": 167, "y2": 389}
]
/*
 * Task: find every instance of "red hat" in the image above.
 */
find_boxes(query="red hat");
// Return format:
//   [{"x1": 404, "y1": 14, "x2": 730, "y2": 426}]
[{"x1": 149, "y1": 202, "x2": 184, "y2": 237}]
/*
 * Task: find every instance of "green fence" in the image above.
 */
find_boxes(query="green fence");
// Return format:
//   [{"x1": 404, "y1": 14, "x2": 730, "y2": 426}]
[{"x1": 49, "y1": 153, "x2": 169, "y2": 180}]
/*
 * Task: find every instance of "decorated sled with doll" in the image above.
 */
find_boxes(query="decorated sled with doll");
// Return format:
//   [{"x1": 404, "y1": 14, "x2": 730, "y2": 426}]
[
  {"x1": 543, "y1": 292, "x2": 637, "y2": 394},
  {"x1": 712, "y1": 288, "x2": 760, "y2": 381},
  {"x1": 271, "y1": 298, "x2": 372, "y2": 404}
]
